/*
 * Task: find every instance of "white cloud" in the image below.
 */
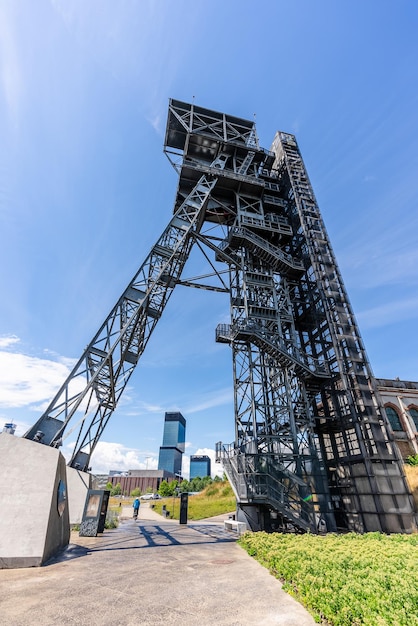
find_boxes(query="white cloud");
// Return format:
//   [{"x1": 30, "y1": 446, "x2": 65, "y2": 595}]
[
  {"x1": 89, "y1": 440, "x2": 158, "y2": 475},
  {"x1": 89, "y1": 441, "x2": 223, "y2": 480},
  {"x1": 42, "y1": 348, "x2": 77, "y2": 369},
  {"x1": 90, "y1": 442, "x2": 223, "y2": 481},
  {"x1": 0, "y1": 334, "x2": 20, "y2": 349},
  {"x1": 0, "y1": 349, "x2": 71, "y2": 408}
]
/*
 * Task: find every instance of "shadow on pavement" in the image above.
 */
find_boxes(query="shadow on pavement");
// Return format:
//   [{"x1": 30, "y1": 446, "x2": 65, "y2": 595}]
[{"x1": 47, "y1": 520, "x2": 237, "y2": 565}]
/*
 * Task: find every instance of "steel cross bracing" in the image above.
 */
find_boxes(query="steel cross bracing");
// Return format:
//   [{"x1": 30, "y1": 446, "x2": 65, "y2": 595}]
[
  {"x1": 25, "y1": 172, "x2": 220, "y2": 468},
  {"x1": 24, "y1": 97, "x2": 265, "y2": 469},
  {"x1": 24, "y1": 99, "x2": 415, "y2": 535}
]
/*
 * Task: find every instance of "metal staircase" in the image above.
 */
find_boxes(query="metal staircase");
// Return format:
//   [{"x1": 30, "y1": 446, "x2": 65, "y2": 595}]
[
  {"x1": 220, "y1": 226, "x2": 304, "y2": 278},
  {"x1": 215, "y1": 323, "x2": 329, "y2": 381},
  {"x1": 217, "y1": 442, "x2": 316, "y2": 532}
]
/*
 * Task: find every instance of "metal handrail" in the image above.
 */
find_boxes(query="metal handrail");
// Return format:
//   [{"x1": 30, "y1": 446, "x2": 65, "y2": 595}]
[
  {"x1": 216, "y1": 322, "x2": 329, "y2": 377},
  {"x1": 216, "y1": 443, "x2": 316, "y2": 531},
  {"x1": 230, "y1": 227, "x2": 304, "y2": 271}
]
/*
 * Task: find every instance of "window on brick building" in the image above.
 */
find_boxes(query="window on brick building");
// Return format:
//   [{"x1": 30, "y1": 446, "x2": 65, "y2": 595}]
[
  {"x1": 385, "y1": 406, "x2": 403, "y2": 431},
  {"x1": 409, "y1": 407, "x2": 418, "y2": 431}
]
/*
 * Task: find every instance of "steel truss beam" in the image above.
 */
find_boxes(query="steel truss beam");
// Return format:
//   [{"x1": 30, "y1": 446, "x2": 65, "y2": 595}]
[{"x1": 25, "y1": 173, "x2": 219, "y2": 467}]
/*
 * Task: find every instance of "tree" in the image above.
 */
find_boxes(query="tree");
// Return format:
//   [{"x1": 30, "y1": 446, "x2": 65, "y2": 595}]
[
  {"x1": 190, "y1": 476, "x2": 204, "y2": 492},
  {"x1": 111, "y1": 482, "x2": 122, "y2": 496},
  {"x1": 105, "y1": 481, "x2": 113, "y2": 492},
  {"x1": 130, "y1": 487, "x2": 141, "y2": 497},
  {"x1": 188, "y1": 476, "x2": 213, "y2": 492},
  {"x1": 179, "y1": 479, "x2": 190, "y2": 493},
  {"x1": 169, "y1": 480, "x2": 178, "y2": 496},
  {"x1": 158, "y1": 480, "x2": 171, "y2": 497}
]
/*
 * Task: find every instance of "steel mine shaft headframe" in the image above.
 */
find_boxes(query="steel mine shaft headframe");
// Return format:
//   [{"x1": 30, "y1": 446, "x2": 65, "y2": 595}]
[{"x1": 25, "y1": 99, "x2": 415, "y2": 534}]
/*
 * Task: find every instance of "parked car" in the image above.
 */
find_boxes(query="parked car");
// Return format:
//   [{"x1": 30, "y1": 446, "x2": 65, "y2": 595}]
[{"x1": 140, "y1": 493, "x2": 161, "y2": 500}]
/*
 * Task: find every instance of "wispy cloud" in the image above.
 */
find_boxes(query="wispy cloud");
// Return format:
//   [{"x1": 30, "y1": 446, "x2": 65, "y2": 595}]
[
  {"x1": 357, "y1": 296, "x2": 418, "y2": 330},
  {"x1": 184, "y1": 388, "x2": 233, "y2": 414},
  {"x1": 147, "y1": 112, "x2": 164, "y2": 136},
  {"x1": 123, "y1": 400, "x2": 165, "y2": 417},
  {"x1": 340, "y1": 228, "x2": 418, "y2": 290},
  {"x1": 0, "y1": 3, "x2": 22, "y2": 125},
  {"x1": 49, "y1": 0, "x2": 189, "y2": 134},
  {"x1": 363, "y1": 175, "x2": 377, "y2": 183}
]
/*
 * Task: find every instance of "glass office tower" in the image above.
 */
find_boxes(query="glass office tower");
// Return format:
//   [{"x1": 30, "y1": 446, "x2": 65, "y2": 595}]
[
  {"x1": 158, "y1": 412, "x2": 186, "y2": 476},
  {"x1": 190, "y1": 455, "x2": 211, "y2": 480}
]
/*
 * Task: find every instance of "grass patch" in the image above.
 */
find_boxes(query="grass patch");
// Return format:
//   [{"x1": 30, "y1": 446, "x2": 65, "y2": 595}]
[
  {"x1": 405, "y1": 464, "x2": 418, "y2": 509},
  {"x1": 152, "y1": 481, "x2": 235, "y2": 520},
  {"x1": 108, "y1": 496, "x2": 129, "y2": 511},
  {"x1": 239, "y1": 531, "x2": 418, "y2": 625}
]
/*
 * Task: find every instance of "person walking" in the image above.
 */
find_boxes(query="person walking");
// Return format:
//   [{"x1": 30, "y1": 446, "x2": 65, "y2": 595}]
[{"x1": 133, "y1": 497, "x2": 140, "y2": 519}]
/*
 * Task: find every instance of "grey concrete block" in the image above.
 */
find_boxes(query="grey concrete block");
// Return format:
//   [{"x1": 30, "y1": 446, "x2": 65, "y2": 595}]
[{"x1": 0, "y1": 433, "x2": 70, "y2": 568}]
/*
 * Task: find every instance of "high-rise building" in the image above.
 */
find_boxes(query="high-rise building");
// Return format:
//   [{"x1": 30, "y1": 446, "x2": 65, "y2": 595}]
[
  {"x1": 158, "y1": 412, "x2": 186, "y2": 477},
  {"x1": 190, "y1": 455, "x2": 211, "y2": 480}
]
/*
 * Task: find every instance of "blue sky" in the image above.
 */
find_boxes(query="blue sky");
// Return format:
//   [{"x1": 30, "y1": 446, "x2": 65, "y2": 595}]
[{"x1": 1, "y1": 1, "x2": 417, "y2": 476}]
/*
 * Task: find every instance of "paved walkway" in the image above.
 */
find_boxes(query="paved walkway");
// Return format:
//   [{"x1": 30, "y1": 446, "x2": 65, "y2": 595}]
[{"x1": 0, "y1": 504, "x2": 316, "y2": 626}]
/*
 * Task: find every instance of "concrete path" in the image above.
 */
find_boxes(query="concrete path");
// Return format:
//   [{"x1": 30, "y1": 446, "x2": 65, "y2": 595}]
[{"x1": 0, "y1": 504, "x2": 316, "y2": 626}]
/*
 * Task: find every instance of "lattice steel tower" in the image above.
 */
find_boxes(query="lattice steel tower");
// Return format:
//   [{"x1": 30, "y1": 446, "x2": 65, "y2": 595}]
[{"x1": 25, "y1": 100, "x2": 415, "y2": 534}]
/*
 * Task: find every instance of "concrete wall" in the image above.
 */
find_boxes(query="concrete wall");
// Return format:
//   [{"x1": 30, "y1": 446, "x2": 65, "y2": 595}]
[
  {"x1": 0, "y1": 433, "x2": 70, "y2": 568},
  {"x1": 66, "y1": 466, "x2": 91, "y2": 525}
]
